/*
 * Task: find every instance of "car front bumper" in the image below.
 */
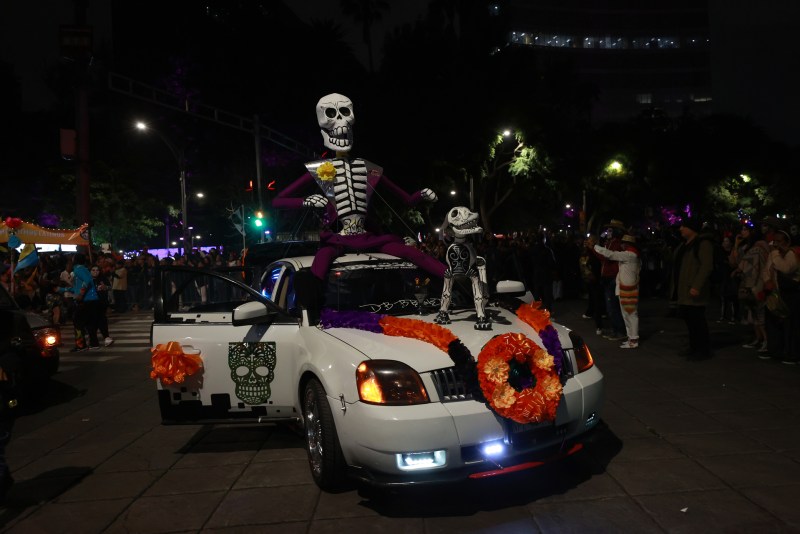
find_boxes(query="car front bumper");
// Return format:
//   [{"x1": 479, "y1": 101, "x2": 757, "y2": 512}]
[{"x1": 332, "y1": 364, "x2": 604, "y2": 486}]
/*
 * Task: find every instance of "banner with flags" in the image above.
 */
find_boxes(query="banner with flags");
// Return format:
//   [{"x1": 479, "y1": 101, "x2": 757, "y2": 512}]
[
  {"x1": 0, "y1": 221, "x2": 89, "y2": 246},
  {"x1": 14, "y1": 244, "x2": 39, "y2": 272}
]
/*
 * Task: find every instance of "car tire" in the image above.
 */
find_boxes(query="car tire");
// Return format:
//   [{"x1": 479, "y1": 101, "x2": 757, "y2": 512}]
[{"x1": 302, "y1": 378, "x2": 347, "y2": 490}]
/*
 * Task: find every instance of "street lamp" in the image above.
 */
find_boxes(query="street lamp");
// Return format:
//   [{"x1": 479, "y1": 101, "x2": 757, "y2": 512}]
[{"x1": 135, "y1": 121, "x2": 188, "y2": 255}]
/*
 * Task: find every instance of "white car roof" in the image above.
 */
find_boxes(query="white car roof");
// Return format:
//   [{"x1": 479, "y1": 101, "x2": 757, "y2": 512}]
[{"x1": 278, "y1": 252, "x2": 406, "y2": 270}]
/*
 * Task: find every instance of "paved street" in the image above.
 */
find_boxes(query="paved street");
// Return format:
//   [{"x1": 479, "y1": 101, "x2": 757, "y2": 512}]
[{"x1": 1, "y1": 297, "x2": 799, "y2": 533}]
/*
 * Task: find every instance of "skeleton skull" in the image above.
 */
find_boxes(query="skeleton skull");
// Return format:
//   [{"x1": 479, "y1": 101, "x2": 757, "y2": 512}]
[
  {"x1": 446, "y1": 207, "x2": 483, "y2": 239},
  {"x1": 316, "y1": 93, "x2": 354, "y2": 153},
  {"x1": 228, "y1": 342, "x2": 277, "y2": 405}
]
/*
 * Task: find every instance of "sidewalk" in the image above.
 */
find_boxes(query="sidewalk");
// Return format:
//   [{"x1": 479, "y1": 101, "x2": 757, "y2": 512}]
[{"x1": 549, "y1": 294, "x2": 800, "y2": 531}]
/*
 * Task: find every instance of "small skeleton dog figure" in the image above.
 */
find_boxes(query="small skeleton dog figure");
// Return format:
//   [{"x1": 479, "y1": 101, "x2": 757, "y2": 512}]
[
  {"x1": 434, "y1": 206, "x2": 491, "y2": 330},
  {"x1": 273, "y1": 93, "x2": 445, "y2": 280}
]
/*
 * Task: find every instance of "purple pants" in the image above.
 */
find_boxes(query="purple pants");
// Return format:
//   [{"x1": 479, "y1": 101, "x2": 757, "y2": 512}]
[{"x1": 311, "y1": 232, "x2": 446, "y2": 280}]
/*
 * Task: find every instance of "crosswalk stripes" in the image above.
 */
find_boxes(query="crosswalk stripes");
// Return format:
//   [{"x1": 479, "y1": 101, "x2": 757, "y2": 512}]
[{"x1": 58, "y1": 311, "x2": 153, "y2": 369}]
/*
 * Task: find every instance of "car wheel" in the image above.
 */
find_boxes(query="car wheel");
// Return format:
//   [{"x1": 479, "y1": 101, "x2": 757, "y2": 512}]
[{"x1": 302, "y1": 378, "x2": 347, "y2": 490}]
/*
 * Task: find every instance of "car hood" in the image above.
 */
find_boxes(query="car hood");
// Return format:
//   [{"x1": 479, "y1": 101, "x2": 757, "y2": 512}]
[
  {"x1": 319, "y1": 306, "x2": 572, "y2": 373},
  {"x1": 25, "y1": 311, "x2": 50, "y2": 329}
]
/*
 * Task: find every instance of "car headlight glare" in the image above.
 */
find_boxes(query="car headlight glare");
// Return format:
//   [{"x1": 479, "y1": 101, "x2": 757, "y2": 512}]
[
  {"x1": 33, "y1": 327, "x2": 60, "y2": 350},
  {"x1": 356, "y1": 360, "x2": 430, "y2": 405},
  {"x1": 396, "y1": 450, "x2": 446, "y2": 471}
]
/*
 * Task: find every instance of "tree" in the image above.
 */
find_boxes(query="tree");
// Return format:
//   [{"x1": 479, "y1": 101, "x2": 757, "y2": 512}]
[
  {"x1": 340, "y1": 0, "x2": 391, "y2": 73},
  {"x1": 436, "y1": 131, "x2": 552, "y2": 233},
  {"x1": 45, "y1": 161, "x2": 164, "y2": 250}
]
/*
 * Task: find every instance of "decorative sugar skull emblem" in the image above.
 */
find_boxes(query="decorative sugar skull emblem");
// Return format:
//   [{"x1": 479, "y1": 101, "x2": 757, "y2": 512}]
[
  {"x1": 316, "y1": 93, "x2": 354, "y2": 153},
  {"x1": 228, "y1": 342, "x2": 277, "y2": 405}
]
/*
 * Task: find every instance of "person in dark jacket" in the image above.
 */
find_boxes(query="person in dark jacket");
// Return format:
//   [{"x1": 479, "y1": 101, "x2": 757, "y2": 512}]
[{"x1": 670, "y1": 217, "x2": 715, "y2": 360}]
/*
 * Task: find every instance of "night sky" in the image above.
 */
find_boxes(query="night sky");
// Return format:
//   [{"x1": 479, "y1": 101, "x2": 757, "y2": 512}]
[
  {"x1": 2, "y1": 1, "x2": 799, "y2": 146},
  {"x1": 1, "y1": 0, "x2": 799, "y2": 244}
]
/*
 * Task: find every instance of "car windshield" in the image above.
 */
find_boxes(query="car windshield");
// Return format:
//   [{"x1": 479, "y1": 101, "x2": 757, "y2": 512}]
[{"x1": 321, "y1": 260, "x2": 473, "y2": 315}]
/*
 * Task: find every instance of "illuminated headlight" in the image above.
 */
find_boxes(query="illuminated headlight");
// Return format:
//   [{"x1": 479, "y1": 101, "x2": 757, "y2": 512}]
[
  {"x1": 481, "y1": 440, "x2": 506, "y2": 457},
  {"x1": 33, "y1": 327, "x2": 60, "y2": 352},
  {"x1": 356, "y1": 360, "x2": 429, "y2": 405},
  {"x1": 396, "y1": 450, "x2": 447, "y2": 471}
]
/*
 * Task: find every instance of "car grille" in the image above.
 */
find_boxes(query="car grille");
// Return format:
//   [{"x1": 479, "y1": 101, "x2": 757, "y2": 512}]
[
  {"x1": 428, "y1": 348, "x2": 575, "y2": 403},
  {"x1": 428, "y1": 367, "x2": 475, "y2": 402}
]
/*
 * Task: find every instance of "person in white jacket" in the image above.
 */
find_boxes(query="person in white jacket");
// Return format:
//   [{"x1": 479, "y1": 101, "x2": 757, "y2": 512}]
[{"x1": 594, "y1": 234, "x2": 642, "y2": 348}]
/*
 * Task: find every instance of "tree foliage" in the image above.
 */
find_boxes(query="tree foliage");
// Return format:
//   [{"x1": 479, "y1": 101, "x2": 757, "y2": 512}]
[{"x1": 46, "y1": 161, "x2": 164, "y2": 250}]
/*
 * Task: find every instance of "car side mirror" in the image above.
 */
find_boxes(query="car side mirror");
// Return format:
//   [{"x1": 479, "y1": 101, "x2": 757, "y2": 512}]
[{"x1": 232, "y1": 301, "x2": 275, "y2": 326}]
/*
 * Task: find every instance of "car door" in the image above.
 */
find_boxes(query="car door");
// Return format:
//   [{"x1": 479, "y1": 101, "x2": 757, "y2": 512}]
[{"x1": 152, "y1": 266, "x2": 302, "y2": 423}]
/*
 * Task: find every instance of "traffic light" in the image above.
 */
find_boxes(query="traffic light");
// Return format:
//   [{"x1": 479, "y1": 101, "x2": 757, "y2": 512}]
[{"x1": 253, "y1": 210, "x2": 265, "y2": 228}]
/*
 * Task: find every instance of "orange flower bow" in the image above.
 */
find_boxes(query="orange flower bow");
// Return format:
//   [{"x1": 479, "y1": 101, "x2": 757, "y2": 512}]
[{"x1": 150, "y1": 341, "x2": 203, "y2": 385}]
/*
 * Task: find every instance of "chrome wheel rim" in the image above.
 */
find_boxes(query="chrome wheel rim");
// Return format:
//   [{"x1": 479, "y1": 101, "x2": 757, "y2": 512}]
[{"x1": 304, "y1": 387, "x2": 323, "y2": 476}]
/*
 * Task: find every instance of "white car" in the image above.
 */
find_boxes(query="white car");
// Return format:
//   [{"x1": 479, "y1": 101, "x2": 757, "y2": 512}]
[{"x1": 151, "y1": 252, "x2": 604, "y2": 490}]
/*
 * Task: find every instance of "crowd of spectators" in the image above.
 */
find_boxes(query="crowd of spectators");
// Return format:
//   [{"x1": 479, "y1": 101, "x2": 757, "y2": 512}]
[
  {"x1": 2, "y1": 215, "x2": 799, "y2": 363},
  {"x1": 1, "y1": 247, "x2": 244, "y2": 314}
]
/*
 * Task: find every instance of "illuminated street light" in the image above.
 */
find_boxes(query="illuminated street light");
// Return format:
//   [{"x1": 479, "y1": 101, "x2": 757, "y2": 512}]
[
  {"x1": 196, "y1": 192, "x2": 204, "y2": 198},
  {"x1": 740, "y1": 174, "x2": 752, "y2": 183},
  {"x1": 502, "y1": 129, "x2": 512, "y2": 137},
  {"x1": 135, "y1": 120, "x2": 188, "y2": 255},
  {"x1": 608, "y1": 160, "x2": 623, "y2": 173},
  {"x1": 450, "y1": 190, "x2": 456, "y2": 196}
]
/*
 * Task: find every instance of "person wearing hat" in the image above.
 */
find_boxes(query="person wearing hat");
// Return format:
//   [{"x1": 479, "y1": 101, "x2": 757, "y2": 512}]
[
  {"x1": 730, "y1": 222, "x2": 770, "y2": 353},
  {"x1": 594, "y1": 234, "x2": 642, "y2": 349},
  {"x1": 596, "y1": 219, "x2": 627, "y2": 341},
  {"x1": 670, "y1": 217, "x2": 716, "y2": 360}
]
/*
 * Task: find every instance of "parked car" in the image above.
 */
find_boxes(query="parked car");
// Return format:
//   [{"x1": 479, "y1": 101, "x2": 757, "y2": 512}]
[
  {"x1": 151, "y1": 252, "x2": 604, "y2": 490},
  {"x1": 0, "y1": 284, "x2": 60, "y2": 374},
  {"x1": 0, "y1": 286, "x2": 61, "y2": 412}
]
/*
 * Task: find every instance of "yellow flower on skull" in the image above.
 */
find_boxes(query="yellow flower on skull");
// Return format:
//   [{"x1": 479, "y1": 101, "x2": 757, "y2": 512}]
[
  {"x1": 492, "y1": 383, "x2": 516, "y2": 408},
  {"x1": 483, "y1": 357, "x2": 510, "y2": 384},
  {"x1": 317, "y1": 161, "x2": 337, "y2": 181}
]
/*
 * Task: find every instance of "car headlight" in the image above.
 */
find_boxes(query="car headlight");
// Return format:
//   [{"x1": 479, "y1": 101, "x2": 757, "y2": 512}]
[
  {"x1": 32, "y1": 327, "x2": 60, "y2": 353},
  {"x1": 568, "y1": 331, "x2": 594, "y2": 373},
  {"x1": 356, "y1": 360, "x2": 430, "y2": 405}
]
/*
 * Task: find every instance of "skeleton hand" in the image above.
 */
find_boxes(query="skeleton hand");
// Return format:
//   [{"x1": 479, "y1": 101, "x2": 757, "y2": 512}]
[
  {"x1": 420, "y1": 188, "x2": 437, "y2": 202},
  {"x1": 403, "y1": 236, "x2": 417, "y2": 246},
  {"x1": 303, "y1": 194, "x2": 327, "y2": 208}
]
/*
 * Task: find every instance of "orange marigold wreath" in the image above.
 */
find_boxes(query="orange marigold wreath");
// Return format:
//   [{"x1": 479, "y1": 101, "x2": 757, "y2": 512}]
[{"x1": 476, "y1": 333, "x2": 562, "y2": 424}]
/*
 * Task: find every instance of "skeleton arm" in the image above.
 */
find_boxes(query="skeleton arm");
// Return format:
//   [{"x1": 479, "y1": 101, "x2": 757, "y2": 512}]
[
  {"x1": 272, "y1": 172, "x2": 335, "y2": 228},
  {"x1": 272, "y1": 173, "x2": 328, "y2": 209},
  {"x1": 376, "y1": 175, "x2": 438, "y2": 205}
]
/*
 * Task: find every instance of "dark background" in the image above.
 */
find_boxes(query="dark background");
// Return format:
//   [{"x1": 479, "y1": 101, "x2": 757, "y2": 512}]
[{"x1": 1, "y1": 0, "x2": 799, "y2": 250}]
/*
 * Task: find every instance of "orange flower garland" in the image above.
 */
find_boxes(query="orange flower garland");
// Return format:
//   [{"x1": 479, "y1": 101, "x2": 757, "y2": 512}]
[
  {"x1": 150, "y1": 341, "x2": 204, "y2": 385},
  {"x1": 476, "y1": 333, "x2": 562, "y2": 424},
  {"x1": 379, "y1": 316, "x2": 457, "y2": 353}
]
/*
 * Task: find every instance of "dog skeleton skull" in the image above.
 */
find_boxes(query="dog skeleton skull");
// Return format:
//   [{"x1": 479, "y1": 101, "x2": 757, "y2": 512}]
[
  {"x1": 434, "y1": 206, "x2": 491, "y2": 330},
  {"x1": 316, "y1": 93, "x2": 354, "y2": 153}
]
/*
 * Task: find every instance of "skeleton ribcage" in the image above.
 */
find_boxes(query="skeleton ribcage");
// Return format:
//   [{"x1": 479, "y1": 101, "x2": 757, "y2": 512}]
[
  {"x1": 447, "y1": 243, "x2": 473, "y2": 276},
  {"x1": 333, "y1": 159, "x2": 368, "y2": 217}
]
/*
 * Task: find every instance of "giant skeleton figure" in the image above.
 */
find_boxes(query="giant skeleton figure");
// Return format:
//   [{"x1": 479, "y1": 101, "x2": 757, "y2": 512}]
[
  {"x1": 273, "y1": 93, "x2": 446, "y2": 280},
  {"x1": 434, "y1": 207, "x2": 491, "y2": 330}
]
